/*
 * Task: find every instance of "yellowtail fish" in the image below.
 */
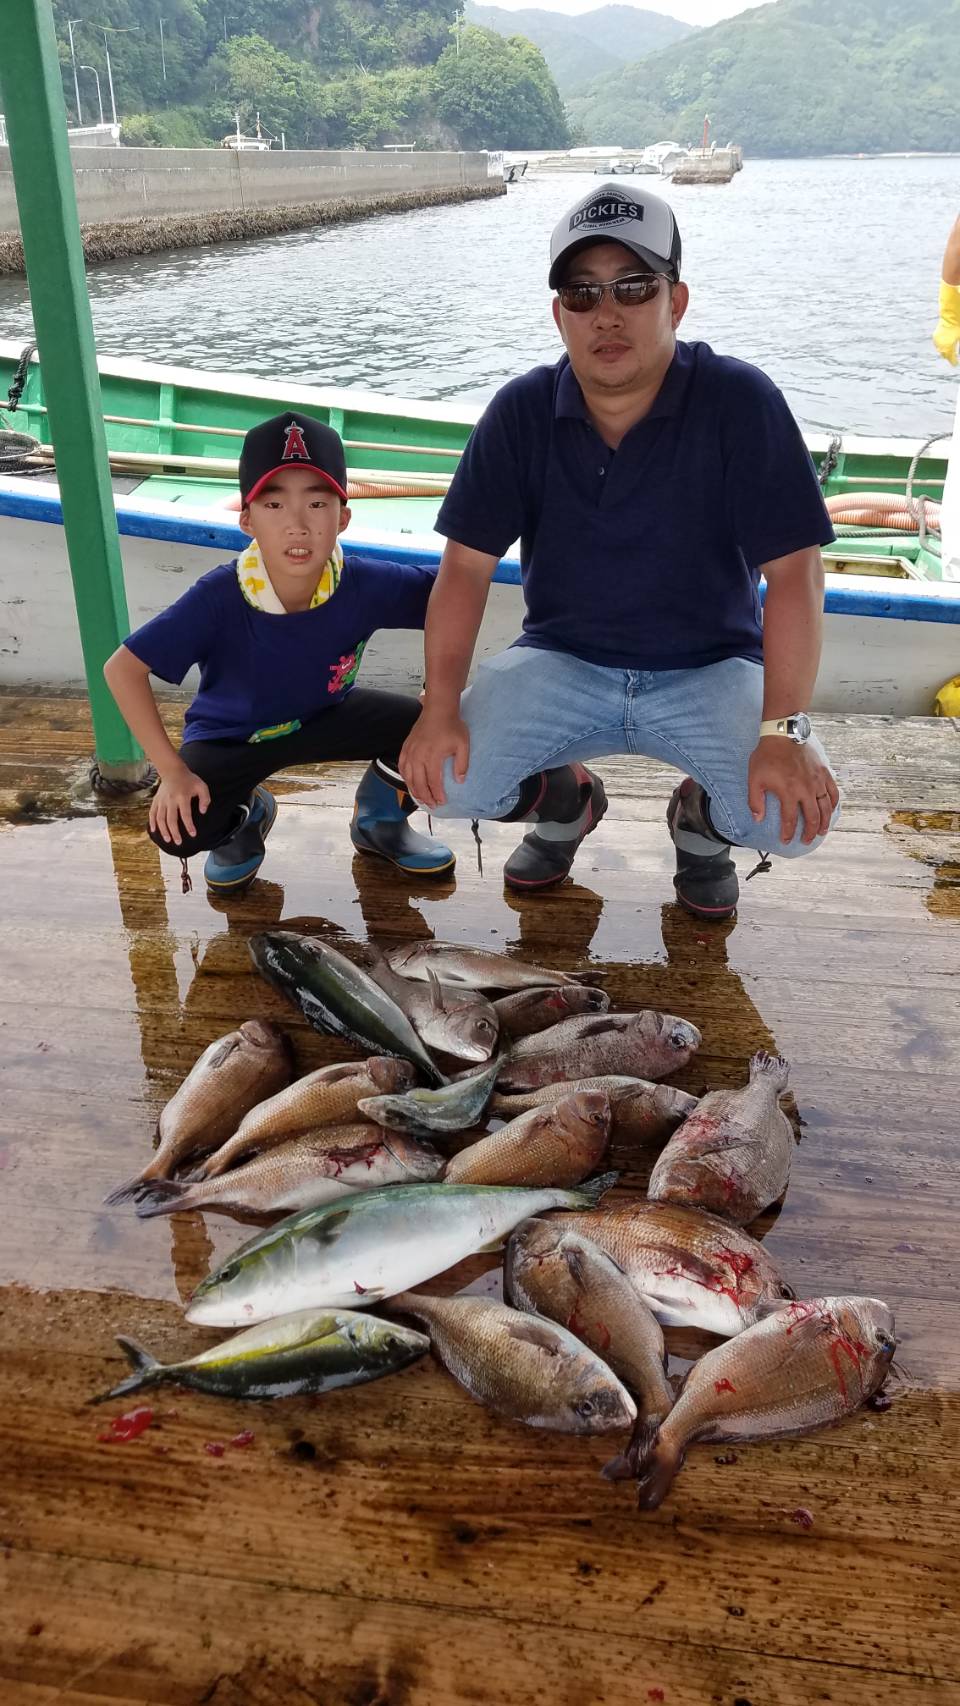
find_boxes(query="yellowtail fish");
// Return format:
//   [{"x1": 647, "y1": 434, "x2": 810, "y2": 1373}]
[
  {"x1": 620, "y1": 1296, "x2": 896, "y2": 1507},
  {"x1": 357, "y1": 1056, "x2": 502, "y2": 1135},
  {"x1": 90, "y1": 1308, "x2": 430, "y2": 1404},
  {"x1": 389, "y1": 1292, "x2": 636, "y2": 1434},
  {"x1": 187, "y1": 1174, "x2": 618, "y2": 1327},
  {"x1": 104, "y1": 1019, "x2": 294, "y2": 1206}
]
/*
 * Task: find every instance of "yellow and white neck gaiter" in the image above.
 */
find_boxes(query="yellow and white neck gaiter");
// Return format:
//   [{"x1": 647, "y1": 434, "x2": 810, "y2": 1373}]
[{"x1": 236, "y1": 538, "x2": 343, "y2": 613}]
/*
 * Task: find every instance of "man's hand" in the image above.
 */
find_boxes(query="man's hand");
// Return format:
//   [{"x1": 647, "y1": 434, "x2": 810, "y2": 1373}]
[
  {"x1": 748, "y1": 737, "x2": 839, "y2": 845},
  {"x1": 399, "y1": 707, "x2": 470, "y2": 810},
  {"x1": 149, "y1": 762, "x2": 211, "y2": 845}
]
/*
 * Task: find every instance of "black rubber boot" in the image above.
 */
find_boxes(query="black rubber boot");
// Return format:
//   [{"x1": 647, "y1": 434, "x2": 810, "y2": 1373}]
[
  {"x1": 350, "y1": 761, "x2": 456, "y2": 876},
  {"x1": 502, "y1": 763, "x2": 607, "y2": 892},
  {"x1": 666, "y1": 777, "x2": 739, "y2": 920}
]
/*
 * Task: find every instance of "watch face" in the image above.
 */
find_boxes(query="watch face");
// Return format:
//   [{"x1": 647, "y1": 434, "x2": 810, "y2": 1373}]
[{"x1": 791, "y1": 713, "x2": 812, "y2": 742}]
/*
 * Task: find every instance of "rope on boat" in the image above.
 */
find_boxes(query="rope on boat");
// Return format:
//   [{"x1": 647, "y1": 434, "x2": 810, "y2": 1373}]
[
  {"x1": 817, "y1": 434, "x2": 842, "y2": 488},
  {"x1": 905, "y1": 431, "x2": 951, "y2": 550},
  {"x1": 0, "y1": 429, "x2": 41, "y2": 471},
  {"x1": 4, "y1": 341, "x2": 37, "y2": 414}
]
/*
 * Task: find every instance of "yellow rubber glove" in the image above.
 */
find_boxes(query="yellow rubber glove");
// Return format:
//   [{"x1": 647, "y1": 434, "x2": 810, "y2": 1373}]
[{"x1": 933, "y1": 279, "x2": 960, "y2": 366}]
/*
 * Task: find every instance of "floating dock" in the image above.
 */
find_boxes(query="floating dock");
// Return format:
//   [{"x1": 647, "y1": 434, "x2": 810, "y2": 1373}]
[{"x1": 1, "y1": 692, "x2": 958, "y2": 1704}]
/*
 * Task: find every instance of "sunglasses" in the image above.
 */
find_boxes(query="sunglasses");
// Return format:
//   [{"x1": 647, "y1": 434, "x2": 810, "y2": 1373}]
[{"x1": 556, "y1": 273, "x2": 665, "y2": 313}]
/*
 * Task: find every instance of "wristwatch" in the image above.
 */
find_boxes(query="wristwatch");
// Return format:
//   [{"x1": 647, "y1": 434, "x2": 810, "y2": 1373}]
[{"x1": 759, "y1": 713, "x2": 812, "y2": 744}]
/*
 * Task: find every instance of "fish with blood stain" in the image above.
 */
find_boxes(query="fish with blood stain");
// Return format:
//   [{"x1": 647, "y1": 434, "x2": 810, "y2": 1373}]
[{"x1": 620, "y1": 1295, "x2": 896, "y2": 1508}]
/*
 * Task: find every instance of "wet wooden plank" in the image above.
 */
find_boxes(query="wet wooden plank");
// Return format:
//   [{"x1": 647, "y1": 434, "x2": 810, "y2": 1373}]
[{"x1": 1, "y1": 690, "x2": 959, "y2": 1703}]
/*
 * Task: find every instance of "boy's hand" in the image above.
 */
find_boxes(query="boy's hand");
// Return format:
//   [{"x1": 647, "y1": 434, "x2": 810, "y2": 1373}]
[
  {"x1": 149, "y1": 763, "x2": 211, "y2": 846},
  {"x1": 399, "y1": 708, "x2": 470, "y2": 810}
]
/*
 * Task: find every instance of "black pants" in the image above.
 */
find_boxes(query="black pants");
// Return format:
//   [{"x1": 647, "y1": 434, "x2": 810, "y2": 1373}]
[{"x1": 150, "y1": 687, "x2": 421, "y2": 859}]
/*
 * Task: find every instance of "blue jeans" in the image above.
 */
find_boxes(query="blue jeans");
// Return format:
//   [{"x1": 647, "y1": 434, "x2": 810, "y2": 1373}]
[{"x1": 430, "y1": 648, "x2": 837, "y2": 855}]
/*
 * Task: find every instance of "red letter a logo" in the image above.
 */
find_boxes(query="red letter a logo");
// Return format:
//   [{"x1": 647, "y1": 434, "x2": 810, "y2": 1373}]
[{"x1": 282, "y1": 420, "x2": 309, "y2": 461}]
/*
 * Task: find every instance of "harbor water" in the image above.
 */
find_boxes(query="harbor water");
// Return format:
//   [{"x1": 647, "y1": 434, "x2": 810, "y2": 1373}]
[{"x1": 0, "y1": 154, "x2": 957, "y2": 438}]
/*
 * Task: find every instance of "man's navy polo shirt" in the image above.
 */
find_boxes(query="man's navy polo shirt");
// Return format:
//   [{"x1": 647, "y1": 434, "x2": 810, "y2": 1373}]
[{"x1": 435, "y1": 340, "x2": 834, "y2": 671}]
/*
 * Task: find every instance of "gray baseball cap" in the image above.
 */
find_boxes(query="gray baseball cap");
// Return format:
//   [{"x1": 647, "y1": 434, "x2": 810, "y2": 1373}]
[{"x1": 549, "y1": 182, "x2": 682, "y2": 287}]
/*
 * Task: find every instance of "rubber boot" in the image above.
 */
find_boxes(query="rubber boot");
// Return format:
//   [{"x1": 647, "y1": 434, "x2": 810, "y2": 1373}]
[
  {"x1": 350, "y1": 761, "x2": 455, "y2": 876},
  {"x1": 666, "y1": 777, "x2": 739, "y2": 920},
  {"x1": 502, "y1": 763, "x2": 607, "y2": 892},
  {"x1": 203, "y1": 784, "x2": 277, "y2": 895}
]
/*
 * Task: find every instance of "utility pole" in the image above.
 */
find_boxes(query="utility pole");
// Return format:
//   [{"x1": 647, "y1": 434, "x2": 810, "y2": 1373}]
[
  {"x1": 98, "y1": 23, "x2": 140, "y2": 127},
  {"x1": 159, "y1": 17, "x2": 167, "y2": 83},
  {"x1": 67, "y1": 17, "x2": 83, "y2": 125},
  {"x1": 80, "y1": 64, "x2": 104, "y2": 125}
]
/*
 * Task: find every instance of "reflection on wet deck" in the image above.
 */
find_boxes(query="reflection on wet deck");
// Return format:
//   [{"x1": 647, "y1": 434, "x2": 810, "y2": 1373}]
[{"x1": 1, "y1": 691, "x2": 958, "y2": 1704}]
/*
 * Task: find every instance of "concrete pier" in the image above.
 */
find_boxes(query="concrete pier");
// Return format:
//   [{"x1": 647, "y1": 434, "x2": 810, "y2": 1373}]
[{"x1": 0, "y1": 145, "x2": 502, "y2": 274}]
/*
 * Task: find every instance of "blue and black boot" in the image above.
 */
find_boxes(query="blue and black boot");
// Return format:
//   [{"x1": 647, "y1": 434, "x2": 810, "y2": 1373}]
[
  {"x1": 666, "y1": 777, "x2": 739, "y2": 920},
  {"x1": 203, "y1": 784, "x2": 277, "y2": 896},
  {"x1": 502, "y1": 763, "x2": 608, "y2": 891},
  {"x1": 350, "y1": 761, "x2": 455, "y2": 877}
]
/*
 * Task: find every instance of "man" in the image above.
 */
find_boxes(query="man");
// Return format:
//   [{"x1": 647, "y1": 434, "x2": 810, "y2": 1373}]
[
  {"x1": 400, "y1": 184, "x2": 840, "y2": 921},
  {"x1": 933, "y1": 210, "x2": 960, "y2": 580}
]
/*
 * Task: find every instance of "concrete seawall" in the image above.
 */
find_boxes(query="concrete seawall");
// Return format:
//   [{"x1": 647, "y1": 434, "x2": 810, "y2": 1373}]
[{"x1": 0, "y1": 146, "x2": 503, "y2": 275}]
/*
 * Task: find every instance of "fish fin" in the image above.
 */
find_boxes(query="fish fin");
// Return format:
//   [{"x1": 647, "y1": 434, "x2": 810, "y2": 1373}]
[
  {"x1": 505, "y1": 1319, "x2": 562, "y2": 1355},
  {"x1": 88, "y1": 1336, "x2": 162, "y2": 1406},
  {"x1": 571, "y1": 1170, "x2": 619, "y2": 1206},
  {"x1": 633, "y1": 1434, "x2": 686, "y2": 1510},
  {"x1": 102, "y1": 1171, "x2": 149, "y2": 1207},
  {"x1": 749, "y1": 1051, "x2": 790, "y2": 1093},
  {"x1": 753, "y1": 1303, "x2": 839, "y2": 1358},
  {"x1": 426, "y1": 968, "x2": 446, "y2": 1012},
  {"x1": 133, "y1": 1180, "x2": 195, "y2": 1219},
  {"x1": 754, "y1": 1297, "x2": 795, "y2": 1321}
]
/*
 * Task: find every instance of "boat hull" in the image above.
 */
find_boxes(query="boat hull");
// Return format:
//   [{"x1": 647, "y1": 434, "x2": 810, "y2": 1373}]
[{"x1": 2, "y1": 480, "x2": 957, "y2": 716}]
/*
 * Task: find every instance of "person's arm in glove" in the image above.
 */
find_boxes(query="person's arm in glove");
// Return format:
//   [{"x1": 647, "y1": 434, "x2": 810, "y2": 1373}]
[{"x1": 934, "y1": 214, "x2": 960, "y2": 365}]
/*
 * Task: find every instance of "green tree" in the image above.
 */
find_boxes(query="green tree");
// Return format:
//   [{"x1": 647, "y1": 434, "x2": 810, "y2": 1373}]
[{"x1": 434, "y1": 24, "x2": 570, "y2": 148}]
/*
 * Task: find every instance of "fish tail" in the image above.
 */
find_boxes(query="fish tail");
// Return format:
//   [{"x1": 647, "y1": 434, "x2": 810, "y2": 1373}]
[
  {"x1": 634, "y1": 1434, "x2": 686, "y2": 1511},
  {"x1": 133, "y1": 1179, "x2": 198, "y2": 1219},
  {"x1": 749, "y1": 1050, "x2": 790, "y2": 1093},
  {"x1": 88, "y1": 1336, "x2": 163, "y2": 1405},
  {"x1": 600, "y1": 1416, "x2": 661, "y2": 1483},
  {"x1": 572, "y1": 1169, "x2": 619, "y2": 1206},
  {"x1": 102, "y1": 1171, "x2": 148, "y2": 1207}
]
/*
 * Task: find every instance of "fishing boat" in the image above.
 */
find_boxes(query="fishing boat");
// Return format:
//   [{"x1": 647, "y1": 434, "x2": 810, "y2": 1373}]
[{"x1": 1, "y1": 338, "x2": 957, "y2": 715}]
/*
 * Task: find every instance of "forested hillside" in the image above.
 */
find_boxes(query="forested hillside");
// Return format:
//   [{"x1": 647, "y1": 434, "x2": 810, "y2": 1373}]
[
  {"x1": 465, "y1": 3, "x2": 692, "y2": 96},
  {"x1": 567, "y1": 0, "x2": 960, "y2": 155},
  {"x1": 40, "y1": 0, "x2": 571, "y2": 149}
]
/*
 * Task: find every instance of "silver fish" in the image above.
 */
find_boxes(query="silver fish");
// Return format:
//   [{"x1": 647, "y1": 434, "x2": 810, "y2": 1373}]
[
  {"x1": 492, "y1": 985, "x2": 611, "y2": 1041},
  {"x1": 195, "y1": 1056, "x2": 416, "y2": 1179},
  {"x1": 186, "y1": 1174, "x2": 617, "y2": 1328},
  {"x1": 539, "y1": 1199, "x2": 792, "y2": 1336},
  {"x1": 386, "y1": 941, "x2": 582, "y2": 991},
  {"x1": 249, "y1": 931, "x2": 445, "y2": 1085},
  {"x1": 490, "y1": 1076, "x2": 698, "y2": 1143},
  {"x1": 133, "y1": 1127, "x2": 444, "y2": 1220},
  {"x1": 647, "y1": 1052, "x2": 793, "y2": 1224},
  {"x1": 390, "y1": 1292, "x2": 636, "y2": 1435},
  {"x1": 505, "y1": 1221, "x2": 675, "y2": 1433},
  {"x1": 357, "y1": 1056, "x2": 502, "y2": 1135},
  {"x1": 625, "y1": 1296, "x2": 897, "y2": 1508},
  {"x1": 90, "y1": 1309, "x2": 429, "y2": 1404},
  {"x1": 367, "y1": 955, "x2": 499, "y2": 1062},
  {"x1": 497, "y1": 1012, "x2": 701, "y2": 1092},
  {"x1": 104, "y1": 1019, "x2": 294, "y2": 1205}
]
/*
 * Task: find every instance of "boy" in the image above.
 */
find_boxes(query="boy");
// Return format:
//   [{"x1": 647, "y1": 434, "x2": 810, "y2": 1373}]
[{"x1": 103, "y1": 411, "x2": 454, "y2": 895}]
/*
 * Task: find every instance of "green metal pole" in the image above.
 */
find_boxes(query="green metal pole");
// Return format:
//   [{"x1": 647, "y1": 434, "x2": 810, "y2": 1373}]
[{"x1": 0, "y1": 0, "x2": 148, "y2": 777}]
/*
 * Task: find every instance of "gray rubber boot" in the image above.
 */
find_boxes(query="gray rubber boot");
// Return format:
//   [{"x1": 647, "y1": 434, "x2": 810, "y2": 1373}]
[
  {"x1": 503, "y1": 763, "x2": 607, "y2": 891},
  {"x1": 666, "y1": 777, "x2": 740, "y2": 920}
]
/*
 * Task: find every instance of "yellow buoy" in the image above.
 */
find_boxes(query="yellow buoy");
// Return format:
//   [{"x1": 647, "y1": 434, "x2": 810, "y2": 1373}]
[{"x1": 933, "y1": 674, "x2": 960, "y2": 716}]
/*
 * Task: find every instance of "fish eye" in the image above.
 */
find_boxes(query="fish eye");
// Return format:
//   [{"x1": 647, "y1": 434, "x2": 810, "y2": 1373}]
[
  {"x1": 218, "y1": 1261, "x2": 240, "y2": 1284},
  {"x1": 574, "y1": 1397, "x2": 596, "y2": 1419},
  {"x1": 876, "y1": 1329, "x2": 896, "y2": 1354},
  {"x1": 670, "y1": 1027, "x2": 691, "y2": 1049}
]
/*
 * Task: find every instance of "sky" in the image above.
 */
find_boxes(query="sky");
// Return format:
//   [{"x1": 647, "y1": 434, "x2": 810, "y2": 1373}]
[{"x1": 480, "y1": 0, "x2": 774, "y2": 24}]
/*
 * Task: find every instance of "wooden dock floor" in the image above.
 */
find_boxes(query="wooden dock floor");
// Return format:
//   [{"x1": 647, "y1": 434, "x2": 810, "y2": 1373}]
[{"x1": 1, "y1": 691, "x2": 958, "y2": 1706}]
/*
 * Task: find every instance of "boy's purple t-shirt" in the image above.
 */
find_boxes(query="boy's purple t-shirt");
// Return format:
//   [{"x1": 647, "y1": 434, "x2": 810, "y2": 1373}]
[{"x1": 124, "y1": 553, "x2": 434, "y2": 743}]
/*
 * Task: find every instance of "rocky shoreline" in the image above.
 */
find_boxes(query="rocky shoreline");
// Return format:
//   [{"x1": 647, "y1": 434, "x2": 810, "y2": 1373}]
[{"x1": 0, "y1": 180, "x2": 505, "y2": 277}]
